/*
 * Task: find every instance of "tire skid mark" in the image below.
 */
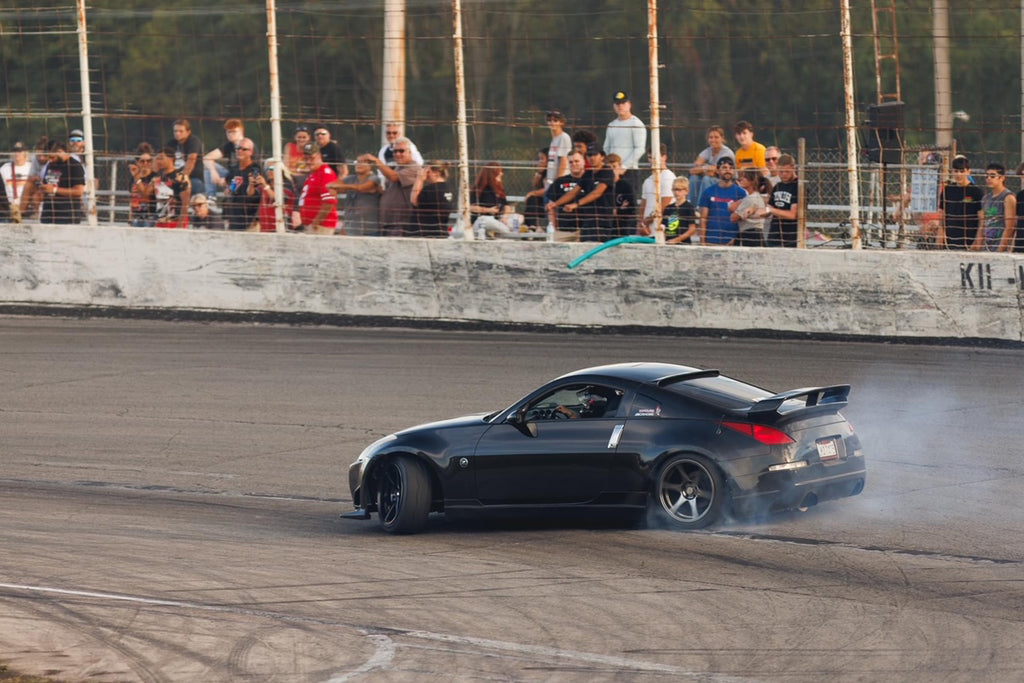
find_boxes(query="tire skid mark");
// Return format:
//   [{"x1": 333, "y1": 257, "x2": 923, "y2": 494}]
[
  {"x1": 324, "y1": 634, "x2": 395, "y2": 682},
  {"x1": 715, "y1": 530, "x2": 1024, "y2": 566},
  {"x1": 0, "y1": 582, "x2": 751, "y2": 682},
  {"x1": 387, "y1": 629, "x2": 752, "y2": 681},
  {"x1": 3, "y1": 596, "x2": 170, "y2": 683}
]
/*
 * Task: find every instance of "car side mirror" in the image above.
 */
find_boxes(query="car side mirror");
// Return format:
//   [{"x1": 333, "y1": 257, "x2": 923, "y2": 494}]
[{"x1": 508, "y1": 406, "x2": 538, "y2": 437}]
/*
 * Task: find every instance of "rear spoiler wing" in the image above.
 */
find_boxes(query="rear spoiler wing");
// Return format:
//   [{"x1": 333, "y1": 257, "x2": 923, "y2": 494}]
[
  {"x1": 656, "y1": 369, "x2": 721, "y2": 386},
  {"x1": 746, "y1": 385, "x2": 850, "y2": 417}
]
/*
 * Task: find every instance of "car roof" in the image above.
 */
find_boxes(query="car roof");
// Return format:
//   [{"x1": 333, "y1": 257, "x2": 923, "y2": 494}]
[{"x1": 555, "y1": 362, "x2": 704, "y2": 386}]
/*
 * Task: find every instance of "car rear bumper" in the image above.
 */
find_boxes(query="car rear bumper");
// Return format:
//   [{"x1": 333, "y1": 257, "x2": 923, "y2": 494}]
[{"x1": 731, "y1": 456, "x2": 867, "y2": 517}]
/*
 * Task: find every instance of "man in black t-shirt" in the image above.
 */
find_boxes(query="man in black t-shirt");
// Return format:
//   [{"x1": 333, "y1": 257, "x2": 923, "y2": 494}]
[
  {"x1": 169, "y1": 118, "x2": 205, "y2": 196},
  {"x1": 154, "y1": 145, "x2": 192, "y2": 228},
  {"x1": 545, "y1": 151, "x2": 588, "y2": 240},
  {"x1": 38, "y1": 140, "x2": 85, "y2": 224},
  {"x1": 203, "y1": 118, "x2": 260, "y2": 194},
  {"x1": 563, "y1": 145, "x2": 615, "y2": 242},
  {"x1": 313, "y1": 127, "x2": 348, "y2": 179},
  {"x1": 223, "y1": 139, "x2": 262, "y2": 231},
  {"x1": 939, "y1": 156, "x2": 984, "y2": 250},
  {"x1": 765, "y1": 154, "x2": 800, "y2": 247}
]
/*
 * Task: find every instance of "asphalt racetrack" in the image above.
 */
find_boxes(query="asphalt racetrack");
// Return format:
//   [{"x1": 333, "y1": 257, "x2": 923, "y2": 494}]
[{"x1": 1, "y1": 317, "x2": 1022, "y2": 682}]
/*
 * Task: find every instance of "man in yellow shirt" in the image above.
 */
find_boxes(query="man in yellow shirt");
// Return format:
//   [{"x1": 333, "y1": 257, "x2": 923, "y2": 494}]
[{"x1": 733, "y1": 120, "x2": 767, "y2": 174}]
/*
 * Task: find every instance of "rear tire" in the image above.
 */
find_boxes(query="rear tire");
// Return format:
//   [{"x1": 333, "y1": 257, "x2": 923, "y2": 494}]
[
  {"x1": 376, "y1": 456, "x2": 431, "y2": 534},
  {"x1": 652, "y1": 454, "x2": 725, "y2": 530}
]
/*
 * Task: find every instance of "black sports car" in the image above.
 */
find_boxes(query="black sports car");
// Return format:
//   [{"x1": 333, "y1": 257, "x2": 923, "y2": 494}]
[{"x1": 343, "y1": 362, "x2": 866, "y2": 534}]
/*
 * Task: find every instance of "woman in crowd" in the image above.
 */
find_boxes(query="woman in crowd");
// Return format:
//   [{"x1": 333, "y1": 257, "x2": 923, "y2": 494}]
[
  {"x1": 284, "y1": 125, "x2": 312, "y2": 188},
  {"x1": 330, "y1": 154, "x2": 382, "y2": 236},
  {"x1": 469, "y1": 162, "x2": 510, "y2": 239},
  {"x1": 129, "y1": 142, "x2": 158, "y2": 227},
  {"x1": 411, "y1": 160, "x2": 455, "y2": 238}
]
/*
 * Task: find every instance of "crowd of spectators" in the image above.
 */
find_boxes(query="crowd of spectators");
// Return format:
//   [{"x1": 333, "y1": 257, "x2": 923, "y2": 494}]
[{"x1": 0, "y1": 103, "x2": 1021, "y2": 252}]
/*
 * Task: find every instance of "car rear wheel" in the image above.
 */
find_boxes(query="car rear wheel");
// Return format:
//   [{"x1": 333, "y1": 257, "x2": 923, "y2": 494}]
[
  {"x1": 376, "y1": 456, "x2": 431, "y2": 534},
  {"x1": 653, "y1": 454, "x2": 725, "y2": 529}
]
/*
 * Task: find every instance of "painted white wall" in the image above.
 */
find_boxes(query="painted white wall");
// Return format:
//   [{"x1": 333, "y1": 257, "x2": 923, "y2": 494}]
[{"x1": 1, "y1": 225, "x2": 1021, "y2": 342}]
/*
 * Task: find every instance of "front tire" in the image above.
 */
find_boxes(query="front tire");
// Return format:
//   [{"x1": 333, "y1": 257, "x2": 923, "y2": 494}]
[
  {"x1": 376, "y1": 456, "x2": 431, "y2": 534},
  {"x1": 652, "y1": 454, "x2": 725, "y2": 529}
]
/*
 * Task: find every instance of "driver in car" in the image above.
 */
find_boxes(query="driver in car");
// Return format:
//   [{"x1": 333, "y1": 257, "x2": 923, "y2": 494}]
[{"x1": 556, "y1": 387, "x2": 609, "y2": 419}]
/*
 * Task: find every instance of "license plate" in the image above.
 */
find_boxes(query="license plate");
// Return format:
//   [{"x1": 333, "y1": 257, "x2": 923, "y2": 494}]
[{"x1": 816, "y1": 438, "x2": 839, "y2": 461}]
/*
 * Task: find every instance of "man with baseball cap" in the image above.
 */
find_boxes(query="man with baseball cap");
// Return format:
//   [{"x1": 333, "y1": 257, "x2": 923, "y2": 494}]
[
  {"x1": 698, "y1": 157, "x2": 746, "y2": 246},
  {"x1": 68, "y1": 129, "x2": 85, "y2": 157},
  {"x1": 67, "y1": 128, "x2": 94, "y2": 219},
  {"x1": 604, "y1": 91, "x2": 646, "y2": 190},
  {"x1": 297, "y1": 142, "x2": 339, "y2": 234}
]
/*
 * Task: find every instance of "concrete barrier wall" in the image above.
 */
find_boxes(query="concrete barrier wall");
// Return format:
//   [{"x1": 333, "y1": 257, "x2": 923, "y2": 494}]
[{"x1": 1, "y1": 224, "x2": 1022, "y2": 342}]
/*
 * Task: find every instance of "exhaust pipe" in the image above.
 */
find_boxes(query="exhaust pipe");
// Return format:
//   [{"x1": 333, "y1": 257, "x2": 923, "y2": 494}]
[{"x1": 797, "y1": 492, "x2": 818, "y2": 512}]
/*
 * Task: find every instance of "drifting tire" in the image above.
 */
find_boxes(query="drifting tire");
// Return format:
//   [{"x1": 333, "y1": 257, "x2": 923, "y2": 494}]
[
  {"x1": 652, "y1": 453, "x2": 725, "y2": 530},
  {"x1": 376, "y1": 455, "x2": 432, "y2": 534}
]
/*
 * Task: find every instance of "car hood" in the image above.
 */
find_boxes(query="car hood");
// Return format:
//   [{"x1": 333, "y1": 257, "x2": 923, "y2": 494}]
[{"x1": 394, "y1": 412, "x2": 492, "y2": 437}]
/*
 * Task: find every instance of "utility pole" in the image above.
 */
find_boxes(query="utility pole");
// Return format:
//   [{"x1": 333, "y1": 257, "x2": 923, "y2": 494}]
[
  {"x1": 934, "y1": 0, "x2": 952, "y2": 150},
  {"x1": 840, "y1": 0, "x2": 862, "y2": 250},
  {"x1": 453, "y1": 0, "x2": 472, "y2": 239},
  {"x1": 75, "y1": 0, "x2": 97, "y2": 227},
  {"x1": 647, "y1": 0, "x2": 664, "y2": 244},
  {"x1": 381, "y1": 0, "x2": 406, "y2": 148},
  {"x1": 266, "y1": 0, "x2": 285, "y2": 232}
]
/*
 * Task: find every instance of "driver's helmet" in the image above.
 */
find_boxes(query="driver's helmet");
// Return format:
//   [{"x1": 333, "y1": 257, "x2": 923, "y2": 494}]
[{"x1": 576, "y1": 386, "x2": 608, "y2": 417}]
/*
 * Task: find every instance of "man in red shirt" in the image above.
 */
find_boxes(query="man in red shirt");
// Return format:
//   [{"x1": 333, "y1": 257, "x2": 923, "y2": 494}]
[{"x1": 298, "y1": 142, "x2": 339, "y2": 234}]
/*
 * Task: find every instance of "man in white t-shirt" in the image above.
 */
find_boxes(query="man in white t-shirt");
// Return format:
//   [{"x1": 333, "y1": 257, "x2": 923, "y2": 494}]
[
  {"x1": 604, "y1": 91, "x2": 646, "y2": 190},
  {"x1": 0, "y1": 141, "x2": 31, "y2": 222},
  {"x1": 637, "y1": 143, "x2": 676, "y2": 235},
  {"x1": 545, "y1": 110, "x2": 572, "y2": 188}
]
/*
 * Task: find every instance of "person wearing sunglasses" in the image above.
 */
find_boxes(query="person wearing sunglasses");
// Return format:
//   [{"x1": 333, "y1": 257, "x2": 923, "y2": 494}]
[
  {"x1": 129, "y1": 142, "x2": 159, "y2": 227},
  {"x1": 223, "y1": 139, "x2": 262, "y2": 231},
  {"x1": 370, "y1": 137, "x2": 421, "y2": 237},
  {"x1": 203, "y1": 118, "x2": 259, "y2": 195},
  {"x1": 313, "y1": 127, "x2": 347, "y2": 179},
  {"x1": 764, "y1": 146, "x2": 782, "y2": 186},
  {"x1": 377, "y1": 122, "x2": 423, "y2": 173}
]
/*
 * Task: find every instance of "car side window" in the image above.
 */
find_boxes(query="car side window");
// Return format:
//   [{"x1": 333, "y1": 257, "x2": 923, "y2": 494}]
[
  {"x1": 525, "y1": 384, "x2": 622, "y2": 421},
  {"x1": 630, "y1": 392, "x2": 665, "y2": 418}
]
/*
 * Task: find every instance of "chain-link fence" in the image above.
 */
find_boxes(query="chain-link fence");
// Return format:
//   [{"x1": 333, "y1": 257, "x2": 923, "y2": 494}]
[{"x1": 65, "y1": 149, "x2": 957, "y2": 251}]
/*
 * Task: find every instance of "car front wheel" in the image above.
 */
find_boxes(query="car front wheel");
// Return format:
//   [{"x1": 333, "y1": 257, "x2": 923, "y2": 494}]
[
  {"x1": 653, "y1": 454, "x2": 725, "y2": 529},
  {"x1": 376, "y1": 455, "x2": 431, "y2": 534}
]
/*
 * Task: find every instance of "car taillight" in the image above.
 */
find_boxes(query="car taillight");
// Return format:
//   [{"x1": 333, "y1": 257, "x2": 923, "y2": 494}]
[{"x1": 721, "y1": 421, "x2": 795, "y2": 445}]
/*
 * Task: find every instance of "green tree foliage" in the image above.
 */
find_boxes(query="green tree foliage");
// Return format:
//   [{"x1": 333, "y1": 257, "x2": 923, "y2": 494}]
[{"x1": 0, "y1": 0, "x2": 1020, "y2": 165}]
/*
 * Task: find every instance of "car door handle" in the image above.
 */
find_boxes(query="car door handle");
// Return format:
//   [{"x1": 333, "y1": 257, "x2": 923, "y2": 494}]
[{"x1": 607, "y1": 424, "x2": 624, "y2": 449}]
